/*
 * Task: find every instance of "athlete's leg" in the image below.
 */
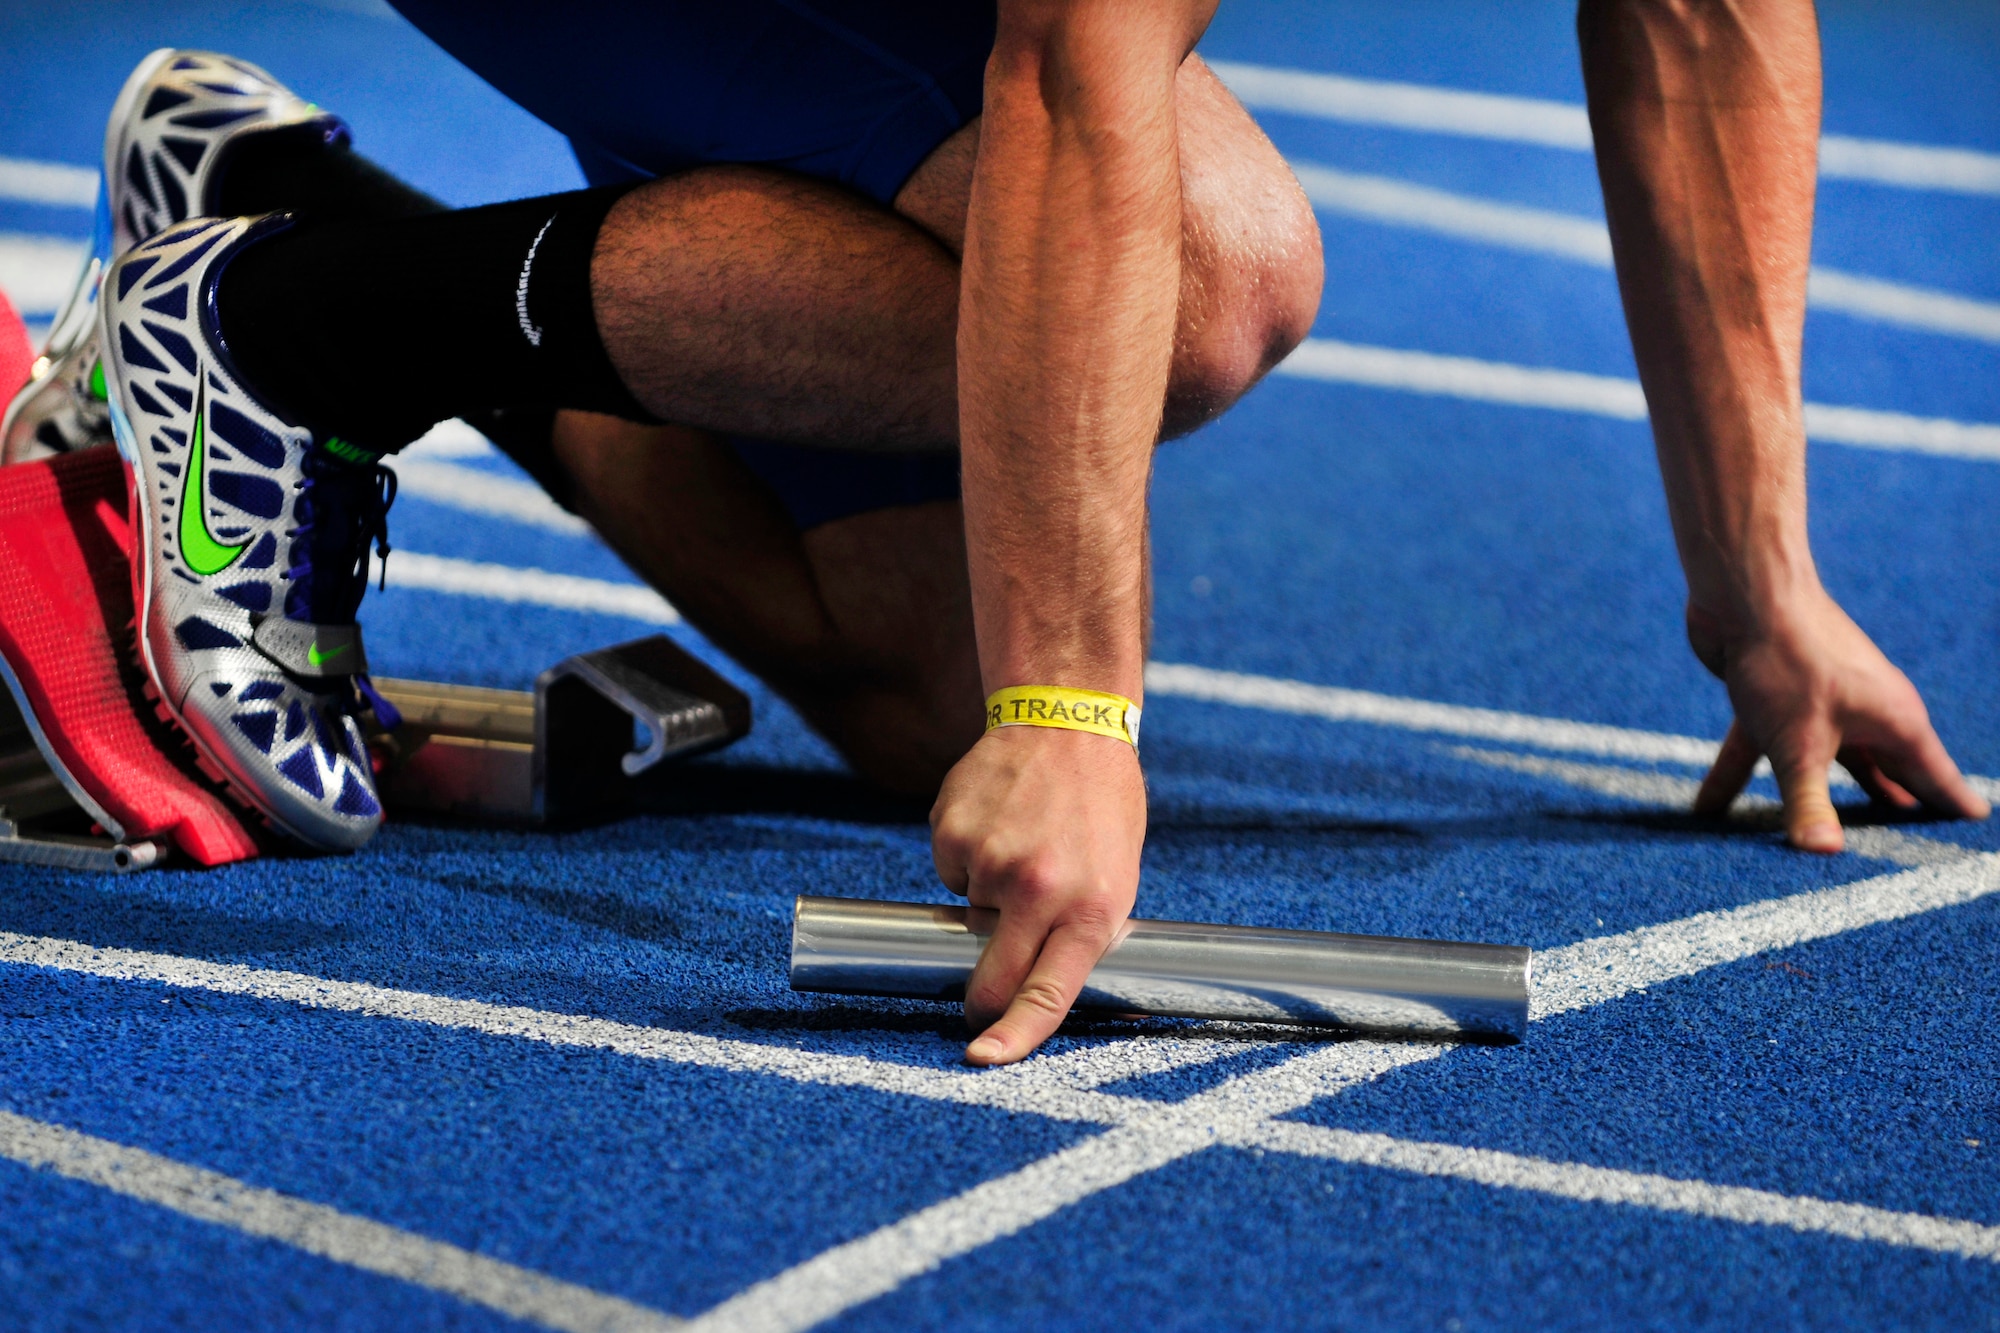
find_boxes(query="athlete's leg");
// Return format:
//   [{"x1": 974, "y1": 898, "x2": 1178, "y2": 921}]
[
  {"x1": 592, "y1": 55, "x2": 1320, "y2": 448},
  {"x1": 529, "y1": 58, "x2": 1314, "y2": 794},
  {"x1": 551, "y1": 412, "x2": 981, "y2": 795},
  {"x1": 506, "y1": 56, "x2": 1318, "y2": 795}
]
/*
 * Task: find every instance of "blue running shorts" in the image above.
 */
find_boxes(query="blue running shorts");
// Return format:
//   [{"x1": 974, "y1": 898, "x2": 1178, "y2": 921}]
[{"x1": 389, "y1": 0, "x2": 992, "y2": 528}]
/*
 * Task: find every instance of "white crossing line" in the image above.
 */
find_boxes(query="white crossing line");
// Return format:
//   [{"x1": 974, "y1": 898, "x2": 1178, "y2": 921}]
[
  {"x1": 0, "y1": 156, "x2": 97, "y2": 208},
  {"x1": 0, "y1": 1110, "x2": 682, "y2": 1333},
  {"x1": 389, "y1": 551, "x2": 680, "y2": 625},
  {"x1": 1274, "y1": 338, "x2": 2000, "y2": 463},
  {"x1": 683, "y1": 1042, "x2": 1434, "y2": 1333},
  {"x1": 1235, "y1": 1120, "x2": 2000, "y2": 1263},
  {"x1": 0, "y1": 232, "x2": 89, "y2": 318},
  {"x1": 1210, "y1": 61, "x2": 2000, "y2": 196},
  {"x1": 392, "y1": 457, "x2": 592, "y2": 534},
  {"x1": 691, "y1": 845, "x2": 2000, "y2": 1331},
  {"x1": 1532, "y1": 852, "x2": 2000, "y2": 1019},
  {"x1": 1292, "y1": 161, "x2": 2000, "y2": 344}
]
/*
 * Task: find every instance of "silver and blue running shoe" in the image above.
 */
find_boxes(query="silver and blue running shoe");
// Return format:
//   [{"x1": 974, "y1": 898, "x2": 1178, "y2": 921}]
[
  {"x1": 3, "y1": 48, "x2": 346, "y2": 466},
  {"x1": 100, "y1": 214, "x2": 394, "y2": 850}
]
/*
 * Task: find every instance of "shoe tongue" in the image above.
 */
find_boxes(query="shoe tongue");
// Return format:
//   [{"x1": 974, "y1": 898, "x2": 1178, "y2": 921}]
[{"x1": 284, "y1": 439, "x2": 390, "y2": 624}]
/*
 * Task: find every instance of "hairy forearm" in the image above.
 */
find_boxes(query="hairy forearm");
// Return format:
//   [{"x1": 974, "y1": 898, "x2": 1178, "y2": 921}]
[
  {"x1": 958, "y1": 5, "x2": 1198, "y2": 698},
  {"x1": 1580, "y1": 0, "x2": 1823, "y2": 631}
]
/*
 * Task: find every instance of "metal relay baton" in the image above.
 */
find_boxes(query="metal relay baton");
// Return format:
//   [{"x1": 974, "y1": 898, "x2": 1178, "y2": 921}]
[{"x1": 789, "y1": 895, "x2": 1532, "y2": 1040}]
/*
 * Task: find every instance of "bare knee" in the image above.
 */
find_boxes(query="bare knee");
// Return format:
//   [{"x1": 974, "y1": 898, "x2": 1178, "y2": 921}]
[{"x1": 1163, "y1": 56, "x2": 1324, "y2": 438}]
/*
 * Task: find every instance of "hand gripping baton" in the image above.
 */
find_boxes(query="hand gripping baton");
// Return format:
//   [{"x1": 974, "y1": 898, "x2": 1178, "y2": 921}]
[{"x1": 789, "y1": 896, "x2": 1532, "y2": 1040}]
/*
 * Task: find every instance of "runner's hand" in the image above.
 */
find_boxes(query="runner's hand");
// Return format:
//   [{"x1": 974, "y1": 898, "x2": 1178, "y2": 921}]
[
  {"x1": 930, "y1": 725, "x2": 1145, "y2": 1065},
  {"x1": 1687, "y1": 591, "x2": 1989, "y2": 852}
]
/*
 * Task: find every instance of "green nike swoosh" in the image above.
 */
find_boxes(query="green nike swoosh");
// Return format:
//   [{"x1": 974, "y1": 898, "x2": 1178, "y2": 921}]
[
  {"x1": 177, "y1": 382, "x2": 249, "y2": 577},
  {"x1": 307, "y1": 641, "x2": 350, "y2": 667}
]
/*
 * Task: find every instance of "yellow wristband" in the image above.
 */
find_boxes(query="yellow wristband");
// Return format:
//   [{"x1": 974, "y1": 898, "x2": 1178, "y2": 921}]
[{"x1": 984, "y1": 685, "x2": 1141, "y2": 747}]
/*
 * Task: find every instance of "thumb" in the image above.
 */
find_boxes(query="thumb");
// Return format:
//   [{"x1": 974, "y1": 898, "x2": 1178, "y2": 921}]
[{"x1": 1773, "y1": 754, "x2": 1843, "y2": 854}]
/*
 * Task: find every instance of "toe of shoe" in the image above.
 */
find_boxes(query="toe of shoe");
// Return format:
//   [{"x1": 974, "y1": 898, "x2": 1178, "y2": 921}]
[{"x1": 185, "y1": 670, "x2": 383, "y2": 850}]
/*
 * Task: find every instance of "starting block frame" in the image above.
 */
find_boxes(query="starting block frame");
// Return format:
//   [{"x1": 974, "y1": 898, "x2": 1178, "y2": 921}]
[{"x1": 0, "y1": 634, "x2": 751, "y2": 871}]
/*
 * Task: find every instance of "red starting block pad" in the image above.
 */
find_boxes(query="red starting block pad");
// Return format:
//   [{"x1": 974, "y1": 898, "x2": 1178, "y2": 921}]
[
  {"x1": 0, "y1": 447, "x2": 262, "y2": 867},
  {"x1": 0, "y1": 291, "x2": 31, "y2": 399}
]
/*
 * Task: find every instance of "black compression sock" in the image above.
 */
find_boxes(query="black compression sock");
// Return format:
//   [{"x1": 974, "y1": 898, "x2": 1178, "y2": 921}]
[
  {"x1": 213, "y1": 133, "x2": 447, "y2": 222},
  {"x1": 214, "y1": 185, "x2": 652, "y2": 452}
]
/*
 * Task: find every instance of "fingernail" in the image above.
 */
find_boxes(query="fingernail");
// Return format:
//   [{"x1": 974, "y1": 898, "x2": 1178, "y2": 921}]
[
  {"x1": 964, "y1": 1037, "x2": 1003, "y2": 1064},
  {"x1": 1796, "y1": 821, "x2": 1843, "y2": 853}
]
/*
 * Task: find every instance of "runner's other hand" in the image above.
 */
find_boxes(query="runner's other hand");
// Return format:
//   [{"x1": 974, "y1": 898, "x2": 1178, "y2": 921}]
[
  {"x1": 930, "y1": 725, "x2": 1145, "y2": 1065},
  {"x1": 1687, "y1": 592, "x2": 1989, "y2": 853}
]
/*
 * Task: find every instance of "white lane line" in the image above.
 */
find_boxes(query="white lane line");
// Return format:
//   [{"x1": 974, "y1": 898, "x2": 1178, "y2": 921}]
[
  {"x1": 1293, "y1": 162, "x2": 2000, "y2": 344},
  {"x1": 684, "y1": 1041, "x2": 1436, "y2": 1333},
  {"x1": 0, "y1": 1109, "x2": 680, "y2": 1333},
  {"x1": 1451, "y1": 746, "x2": 1715, "y2": 806},
  {"x1": 0, "y1": 931, "x2": 1143, "y2": 1129},
  {"x1": 693, "y1": 844, "x2": 2000, "y2": 1329},
  {"x1": 404, "y1": 418, "x2": 501, "y2": 460},
  {"x1": 1294, "y1": 161, "x2": 1615, "y2": 262},
  {"x1": 1278, "y1": 336, "x2": 1647, "y2": 417},
  {"x1": 390, "y1": 552, "x2": 680, "y2": 626},
  {"x1": 1806, "y1": 267, "x2": 2000, "y2": 344},
  {"x1": 1210, "y1": 61, "x2": 1595, "y2": 151},
  {"x1": 1274, "y1": 338, "x2": 2000, "y2": 462},
  {"x1": 0, "y1": 157, "x2": 98, "y2": 209},
  {"x1": 1237, "y1": 1120, "x2": 2000, "y2": 1263},
  {"x1": 1817, "y1": 134, "x2": 2000, "y2": 196},
  {"x1": 1146, "y1": 661, "x2": 1720, "y2": 765},
  {"x1": 1532, "y1": 852, "x2": 2000, "y2": 1019},
  {"x1": 1444, "y1": 747, "x2": 1968, "y2": 867},
  {"x1": 0, "y1": 232, "x2": 90, "y2": 318},
  {"x1": 392, "y1": 457, "x2": 591, "y2": 534},
  {"x1": 1210, "y1": 61, "x2": 2000, "y2": 196}
]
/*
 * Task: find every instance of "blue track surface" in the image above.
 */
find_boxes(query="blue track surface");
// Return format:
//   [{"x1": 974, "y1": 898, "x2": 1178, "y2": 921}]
[{"x1": 1, "y1": 2, "x2": 1997, "y2": 1328}]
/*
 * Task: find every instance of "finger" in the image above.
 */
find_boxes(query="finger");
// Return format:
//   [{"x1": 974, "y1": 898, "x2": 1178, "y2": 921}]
[
  {"x1": 929, "y1": 810, "x2": 972, "y2": 897},
  {"x1": 1695, "y1": 722, "x2": 1760, "y2": 817},
  {"x1": 964, "y1": 917, "x2": 1115, "y2": 1066},
  {"x1": 1865, "y1": 723, "x2": 1992, "y2": 822},
  {"x1": 1834, "y1": 746, "x2": 1916, "y2": 810},
  {"x1": 962, "y1": 903, "x2": 1050, "y2": 1029},
  {"x1": 1772, "y1": 754, "x2": 1844, "y2": 854}
]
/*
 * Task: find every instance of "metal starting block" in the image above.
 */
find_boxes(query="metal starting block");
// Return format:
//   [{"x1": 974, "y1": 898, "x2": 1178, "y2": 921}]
[
  {"x1": 0, "y1": 681, "x2": 162, "y2": 874},
  {"x1": 370, "y1": 635, "x2": 751, "y2": 825},
  {"x1": 0, "y1": 634, "x2": 750, "y2": 871}
]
